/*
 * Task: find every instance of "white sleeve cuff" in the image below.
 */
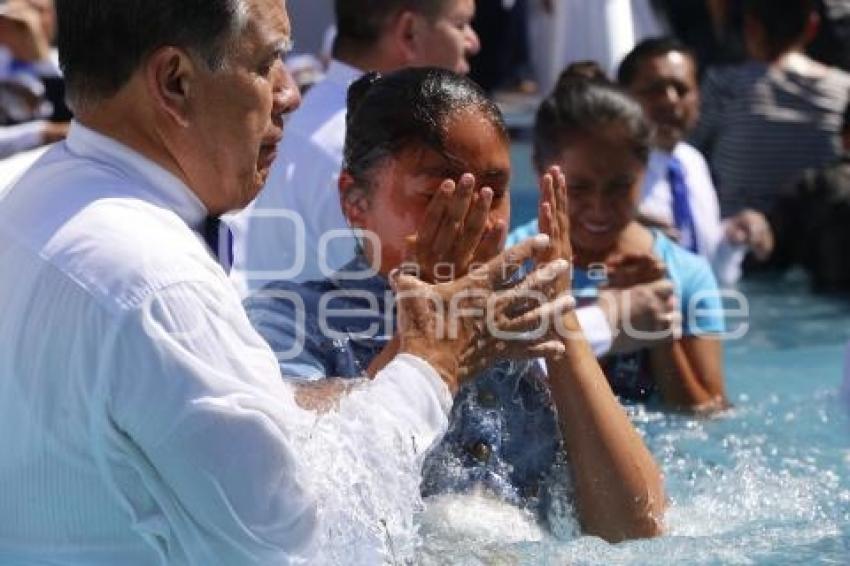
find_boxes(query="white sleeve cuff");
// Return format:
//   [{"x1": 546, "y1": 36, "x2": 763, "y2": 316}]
[
  {"x1": 389, "y1": 353, "x2": 454, "y2": 415},
  {"x1": 576, "y1": 305, "x2": 613, "y2": 357},
  {"x1": 715, "y1": 224, "x2": 749, "y2": 287},
  {"x1": 355, "y1": 353, "x2": 453, "y2": 453}
]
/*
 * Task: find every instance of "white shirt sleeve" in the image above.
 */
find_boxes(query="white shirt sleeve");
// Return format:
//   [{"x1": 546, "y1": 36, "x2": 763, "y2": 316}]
[
  {"x1": 0, "y1": 121, "x2": 44, "y2": 159},
  {"x1": 714, "y1": 220, "x2": 749, "y2": 287},
  {"x1": 101, "y1": 280, "x2": 450, "y2": 564},
  {"x1": 576, "y1": 305, "x2": 613, "y2": 357}
]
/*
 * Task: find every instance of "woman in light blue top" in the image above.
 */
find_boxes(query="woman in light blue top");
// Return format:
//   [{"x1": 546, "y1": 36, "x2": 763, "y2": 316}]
[{"x1": 510, "y1": 64, "x2": 729, "y2": 412}]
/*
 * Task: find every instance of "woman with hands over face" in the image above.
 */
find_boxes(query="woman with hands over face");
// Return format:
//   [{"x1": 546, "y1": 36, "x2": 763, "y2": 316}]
[{"x1": 244, "y1": 68, "x2": 665, "y2": 541}]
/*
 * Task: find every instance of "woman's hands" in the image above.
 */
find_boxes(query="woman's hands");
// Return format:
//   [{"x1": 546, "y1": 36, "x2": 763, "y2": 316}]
[
  {"x1": 404, "y1": 173, "x2": 506, "y2": 283},
  {"x1": 604, "y1": 253, "x2": 667, "y2": 289},
  {"x1": 392, "y1": 235, "x2": 575, "y2": 391},
  {"x1": 537, "y1": 165, "x2": 572, "y2": 266}
]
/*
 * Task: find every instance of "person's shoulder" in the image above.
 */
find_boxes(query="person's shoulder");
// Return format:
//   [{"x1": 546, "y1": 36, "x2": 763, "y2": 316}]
[
  {"x1": 49, "y1": 197, "x2": 227, "y2": 314},
  {"x1": 653, "y1": 230, "x2": 716, "y2": 286},
  {"x1": 675, "y1": 142, "x2": 715, "y2": 186},
  {"x1": 702, "y1": 62, "x2": 765, "y2": 96},
  {"x1": 818, "y1": 60, "x2": 850, "y2": 84},
  {"x1": 282, "y1": 75, "x2": 348, "y2": 147}
]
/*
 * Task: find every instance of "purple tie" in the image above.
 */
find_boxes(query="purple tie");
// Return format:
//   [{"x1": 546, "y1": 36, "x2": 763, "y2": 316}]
[{"x1": 667, "y1": 157, "x2": 699, "y2": 253}]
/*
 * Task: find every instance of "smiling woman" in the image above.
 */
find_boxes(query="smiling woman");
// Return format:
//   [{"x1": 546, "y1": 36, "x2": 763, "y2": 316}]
[{"x1": 512, "y1": 66, "x2": 728, "y2": 413}]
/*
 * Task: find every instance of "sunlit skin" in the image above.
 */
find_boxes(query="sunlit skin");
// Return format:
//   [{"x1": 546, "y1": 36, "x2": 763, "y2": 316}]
[
  {"x1": 342, "y1": 108, "x2": 510, "y2": 275},
  {"x1": 627, "y1": 50, "x2": 700, "y2": 153},
  {"x1": 185, "y1": 0, "x2": 301, "y2": 215},
  {"x1": 409, "y1": 0, "x2": 481, "y2": 74},
  {"x1": 553, "y1": 125, "x2": 652, "y2": 266},
  {"x1": 547, "y1": 123, "x2": 727, "y2": 413}
]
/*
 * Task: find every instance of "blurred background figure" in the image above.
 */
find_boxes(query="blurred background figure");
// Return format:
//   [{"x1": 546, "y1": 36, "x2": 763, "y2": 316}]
[
  {"x1": 528, "y1": 0, "x2": 665, "y2": 94},
  {"x1": 689, "y1": 0, "x2": 850, "y2": 219},
  {"x1": 0, "y1": 0, "x2": 69, "y2": 161},
  {"x1": 285, "y1": 53, "x2": 325, "y2": 94},
  {"x1": 769, "y1": 97, "x2": 850, "y2": 293},
  {"x1": 468, "y1": 0, "x2": 537, "y2": 96}
]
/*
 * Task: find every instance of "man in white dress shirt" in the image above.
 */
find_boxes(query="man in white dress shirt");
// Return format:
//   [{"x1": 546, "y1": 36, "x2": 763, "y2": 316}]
[
  {"x1": 618, "y1": 36, "x2": 774, "y2": 286},
  {"x1": 0, "y1": 0, "x2": 564, "y2": 563},
  {"x1": 229, "y1": 0, "x2": 481, "y2": 291}
]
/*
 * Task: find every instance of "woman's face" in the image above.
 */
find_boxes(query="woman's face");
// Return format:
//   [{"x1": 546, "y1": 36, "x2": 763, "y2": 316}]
[
  {"x1": 551, "y1": 126, "x2": 645, "y2": 257},
  {"x1": 343, "y1": 109, "x2": 511, "y2": 275}
]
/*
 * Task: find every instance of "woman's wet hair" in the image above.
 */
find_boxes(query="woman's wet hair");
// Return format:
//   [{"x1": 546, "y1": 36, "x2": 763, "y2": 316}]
[
  {"x1": 343, "y1": 67, "x2": 508, "y2": 192},
  {"x1": 533, "y1": 62, "x2": 652, "y2": 172}
]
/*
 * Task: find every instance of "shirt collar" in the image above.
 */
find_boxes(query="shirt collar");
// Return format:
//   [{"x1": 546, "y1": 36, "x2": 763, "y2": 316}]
[
  {"x1": 648, "y1": 149, "x2": 669, "y2": 173},
  {"x1": 65, "y1": 121, "x2": 208, "y2": 230},
  {"x1": 324, "y1": 59, "x2": 364, "y2": 91},
  {"x1": 648, "y1": 143, "x2": 689, "y2": 174}
]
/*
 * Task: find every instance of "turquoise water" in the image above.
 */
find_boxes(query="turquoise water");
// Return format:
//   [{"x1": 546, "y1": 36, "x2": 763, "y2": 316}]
[{"x1": 414, "y1": 142, "x2": 850, "y2": 564}]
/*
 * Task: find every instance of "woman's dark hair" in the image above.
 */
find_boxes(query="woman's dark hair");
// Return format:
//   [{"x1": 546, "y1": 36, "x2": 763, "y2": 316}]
[
  {"x1": 343, "y1": 67, "x2": 508, "y2": 191},
  {"x1": 533, "y1": 64, "x2": 652, "y2": 172}
]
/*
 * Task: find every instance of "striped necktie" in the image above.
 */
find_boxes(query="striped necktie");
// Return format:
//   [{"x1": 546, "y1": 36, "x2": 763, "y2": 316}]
[
  {"x1": 202, "y1": 216, "x2": 234, "y2": 273},
  {"x1": 666, "y1": 156, "x2": 699, "y2": 253}
]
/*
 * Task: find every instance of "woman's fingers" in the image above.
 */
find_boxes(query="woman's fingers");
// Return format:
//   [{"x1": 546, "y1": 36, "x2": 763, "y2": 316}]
[
  {"x1": 453, "y1": 186, "x2": 492, "y2": 269},
  {"x1": 491, "y1": 258, "x2": 572, "y2": 315},
  {"x1": 432, "y1": 173, "x2": 475, "y2": 254},
  {"x1": 551, "y1": 165, "x2": 572, "y2": 258},
  {"x1": 470, "y1": 234, "x2": 551, "y2": 290},
  {"x1": 474, "y1": 217, "x2": 507, "y2": 266},
  {"x1": 418, "y1": 178, "x2": 456, "y2": 248},
  {"x1": 496, "y1": 293, "x2": 577, "y2": 335}
]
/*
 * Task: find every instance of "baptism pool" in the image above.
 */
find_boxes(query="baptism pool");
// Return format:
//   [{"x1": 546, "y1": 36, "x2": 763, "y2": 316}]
[
  {"x1": 412, "y1": 273, "x2": 850, "y2": 565},
  {"x1": 408, "y1": 143, "x2": 850, "y2": 564}
]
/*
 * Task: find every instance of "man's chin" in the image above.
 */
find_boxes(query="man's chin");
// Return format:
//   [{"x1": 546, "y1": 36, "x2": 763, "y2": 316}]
[{"x1": 655, "y1": 127, "x2": 684, "y2": 152}]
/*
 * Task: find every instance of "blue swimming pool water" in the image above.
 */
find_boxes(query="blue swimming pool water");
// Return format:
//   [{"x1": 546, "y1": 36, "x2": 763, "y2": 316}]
[{"x1": 413, "y1": 143, "x2": 850, "y2": 564}]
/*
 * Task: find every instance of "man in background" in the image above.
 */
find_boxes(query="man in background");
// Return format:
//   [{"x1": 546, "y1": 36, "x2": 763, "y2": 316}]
[
  {"x1": 230, "y1": 0, "x2": 480, "y2": 290},
  {"x1": 619, "y1": 36, "x2": 773, "y2": 285}
]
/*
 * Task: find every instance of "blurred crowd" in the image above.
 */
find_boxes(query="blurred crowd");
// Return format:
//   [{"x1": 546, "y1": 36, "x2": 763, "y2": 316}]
[
  {"x1": 275, "y1": 0, "x2": 850, "y2": 292},
  {"x1": 0, "y1": 0, "x2": 68, "y2": 159}
]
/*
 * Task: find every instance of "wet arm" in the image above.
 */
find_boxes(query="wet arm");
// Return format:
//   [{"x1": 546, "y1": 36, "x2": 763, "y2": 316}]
[
  {"x1": 546, "y1": 313, "x2": 666, "y2": 542},
  {"x1": 649, "y1": 336, "x2": 728, "y2": 413}
]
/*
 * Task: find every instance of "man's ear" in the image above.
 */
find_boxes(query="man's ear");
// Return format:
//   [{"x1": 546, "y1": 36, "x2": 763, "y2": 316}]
[
  {"x1": 339, "y1": 171, "x2": 370, "y2": 228},
  {"x1": 145, "y1": 46, "x2": 195, "y2": 128},
  {"x1": 389, "y1": 10, "x2": 422, "y2": 66}
]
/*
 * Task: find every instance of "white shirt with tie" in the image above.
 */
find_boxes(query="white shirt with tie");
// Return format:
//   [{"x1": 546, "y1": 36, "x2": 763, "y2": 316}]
[
  {"x1": 640, "y1": 142, "x2": 747, "y2": 286},
  {"x1": 0, "y1": 122, "x2": 452, "y2": 565}
]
